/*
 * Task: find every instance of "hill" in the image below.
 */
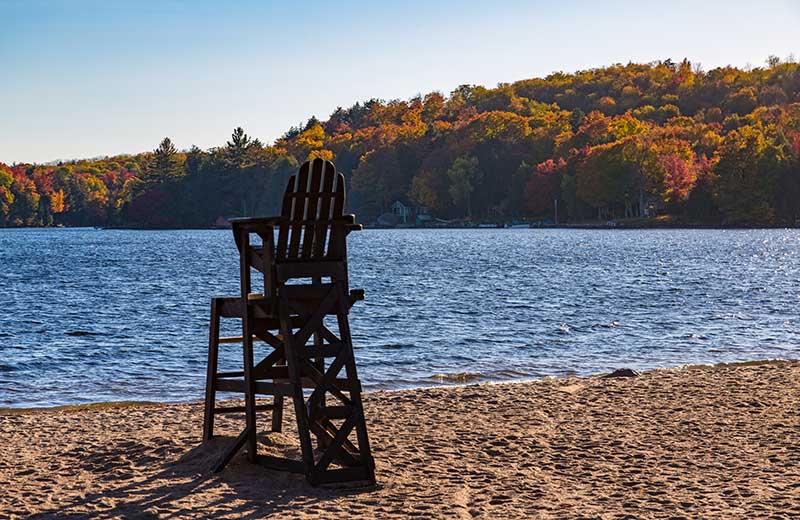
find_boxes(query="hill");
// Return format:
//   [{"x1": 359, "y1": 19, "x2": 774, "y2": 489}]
[{"x1": 2, "y1": 57, "x2": 799, "y2": 228}]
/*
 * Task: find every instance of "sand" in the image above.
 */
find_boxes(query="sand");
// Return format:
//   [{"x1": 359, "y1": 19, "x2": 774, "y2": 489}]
[{"x1": 1, "y1": 360, "x2": 799, "y2": 519}]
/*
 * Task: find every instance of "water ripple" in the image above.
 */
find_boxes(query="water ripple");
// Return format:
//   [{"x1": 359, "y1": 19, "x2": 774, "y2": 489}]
[{"x1": 0, "y1": 227, "x2": 799, "y2": 407}]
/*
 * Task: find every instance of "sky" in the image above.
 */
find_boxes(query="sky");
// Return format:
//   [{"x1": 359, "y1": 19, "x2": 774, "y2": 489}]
[{"x1": 1, "y1": 0, "x2": 799, "y2": 164}]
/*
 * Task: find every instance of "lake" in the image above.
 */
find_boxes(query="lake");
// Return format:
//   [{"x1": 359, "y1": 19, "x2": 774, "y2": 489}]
[{"x1": 0, "y1": 227, "x2": 798, "y2": 408}]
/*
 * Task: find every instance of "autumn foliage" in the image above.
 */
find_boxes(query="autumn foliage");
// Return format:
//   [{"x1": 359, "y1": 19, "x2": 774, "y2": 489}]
[{"x1": 2, "y1": 57, "x2": 800, "y2": 227}]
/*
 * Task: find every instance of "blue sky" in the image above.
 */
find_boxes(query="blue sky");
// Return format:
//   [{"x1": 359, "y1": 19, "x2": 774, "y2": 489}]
[{"x1": 1, "y1": 0, "x2": 798, "y2": 164}]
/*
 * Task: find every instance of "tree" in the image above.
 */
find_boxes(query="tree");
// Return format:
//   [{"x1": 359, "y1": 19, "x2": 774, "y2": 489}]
[
  {"x1": 224, "y1": 127, "x2": 259, "y2": 170},
  {"x1": 4, "y1": 59, "x2": 800, "y2": 227},
  {"x1": 217, "y1": 127, "x2": 269, "y2": 216},
  {"x1": 525, "y1": 159, "x2": 564, "y2": 216},
  {"x1": 714, "y1": 125, "x2": 782, "y2": 224},
  {"x1": 352, "y1": 147, "x2": 408, "y2": 211},
  {"x1": 447, "y1": 155, "x2": 482, "y2": 217},
  {"x1": 145, "y1": 137, "x2": 183, "y2": 185},
  {"x1": 9, "y1": 175, "x2": 41, "y2": 225},
  {"x1": 507, "y1": 161, "x2": 531, "y2": 216},
  {"x1": 576, "y1": 142, "x2": 637, "y2": 219},
  {"x1": 0, "y1": 167, "x2": 15, "y2": 224},
  {"x1": 686, "y1": 155, "x2": 719, "y2": 221}
]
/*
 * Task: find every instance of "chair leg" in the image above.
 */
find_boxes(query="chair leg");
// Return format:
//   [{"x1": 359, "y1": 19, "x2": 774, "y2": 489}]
[
  {"x1": 203, "y1": 299, "x2": 221, "y2": 441},
  {"x1": 311, "y1": 276, "x2": 328, "y2": 449},
  {"x1": 335, "y1": 287, "x2": 376, "y2": 483},
  {"x1": 312, "y1": 329, "x2": 330, "y2": 449},
  {"x1": 242, "y1": 305, "x2": 259, "y2": 462},
  {"x1": 280, "y1": 293, "x2": 316, "y2": 476},
  {"x1": 271, "y1": 361, "x2": 284, "y2": 433}
]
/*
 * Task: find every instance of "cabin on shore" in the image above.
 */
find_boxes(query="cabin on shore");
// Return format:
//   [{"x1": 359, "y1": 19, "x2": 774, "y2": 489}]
[{"x1": 390, "y1": 199, "x2": 432, "y2": 226}]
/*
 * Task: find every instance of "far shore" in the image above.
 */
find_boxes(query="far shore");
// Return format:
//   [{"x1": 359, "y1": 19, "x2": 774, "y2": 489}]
[
  {"x1": 2, "y1": 359, "x2": 799, "y2": 518},
  {"x1": 2, "y1": 221, "x2": 800, "y2": 231}
]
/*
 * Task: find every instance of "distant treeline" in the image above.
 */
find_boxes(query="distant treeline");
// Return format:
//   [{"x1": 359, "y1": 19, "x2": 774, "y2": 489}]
[{"x1": 2, "y1": 57, "x2": 800, "y2": 228}]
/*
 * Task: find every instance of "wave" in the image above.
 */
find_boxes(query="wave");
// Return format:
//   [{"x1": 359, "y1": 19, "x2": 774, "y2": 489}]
[
  {"x1": 429, "y1": 368, "x2": 533, "y2": 384},
  {"x1": 429, "y1": 372, "x2": 486, "y2": 383}
]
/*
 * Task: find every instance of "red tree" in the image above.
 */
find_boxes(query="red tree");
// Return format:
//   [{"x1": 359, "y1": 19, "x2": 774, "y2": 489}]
[{"x1": 524, "y1": 158, "x2": 565, "y2": 215}]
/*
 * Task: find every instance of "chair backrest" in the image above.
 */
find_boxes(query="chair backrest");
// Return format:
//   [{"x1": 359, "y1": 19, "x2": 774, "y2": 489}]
[{"x1": 275, "y1": 158, "x2": 346, "y2": 262}]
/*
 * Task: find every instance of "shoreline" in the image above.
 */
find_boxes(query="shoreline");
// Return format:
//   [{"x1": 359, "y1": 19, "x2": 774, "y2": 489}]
[
  {"x1": 3, "y1": 358, "x2": 798, "y2": 518},
  {"x1": 2, "y1": 223, "x2": 800, "y2": 231},
  {"x1": 2, "y1": 358, "x2": 793, "y2": 414}
]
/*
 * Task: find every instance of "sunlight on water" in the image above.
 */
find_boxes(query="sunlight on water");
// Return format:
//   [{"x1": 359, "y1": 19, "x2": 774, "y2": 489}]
[{"x1": 0, "y1": 228, "x2": 798, "y2": 407}]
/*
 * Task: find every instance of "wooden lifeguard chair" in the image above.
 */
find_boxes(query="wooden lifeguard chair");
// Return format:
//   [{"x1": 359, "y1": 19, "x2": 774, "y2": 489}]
[{"x1": 202, "y1": 158, "x2": 375, "y2": 486}]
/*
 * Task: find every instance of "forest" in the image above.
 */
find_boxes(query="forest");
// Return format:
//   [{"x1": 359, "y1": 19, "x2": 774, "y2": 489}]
[{"x1": 2, "y1": 57, "x2": 800, "y2": 228}]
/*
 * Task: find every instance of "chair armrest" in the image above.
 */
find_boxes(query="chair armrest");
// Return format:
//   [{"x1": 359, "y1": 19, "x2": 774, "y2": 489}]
[
  {"x1": 231, "y1": 217, "x2": 284, "y2": 252},
  {"x1": 332, "y1": 214, "x2": 362, "y2": 232},
  {"x1": 229, "y1": 216, "x2": 286, "y2": 232}
]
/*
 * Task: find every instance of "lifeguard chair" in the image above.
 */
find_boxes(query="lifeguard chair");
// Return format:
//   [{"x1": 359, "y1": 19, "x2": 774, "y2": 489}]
[{"x1": 202, "y1": 158, "x2": 375, "y2": 486}]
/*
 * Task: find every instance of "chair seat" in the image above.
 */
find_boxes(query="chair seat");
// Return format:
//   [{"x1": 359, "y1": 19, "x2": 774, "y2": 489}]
[
  {"x1": 212, "y1": 295, "x2": 275, "y2": 319},
  {"x1": 211, "y1": 288, "x2": 364, "y2": 320}
]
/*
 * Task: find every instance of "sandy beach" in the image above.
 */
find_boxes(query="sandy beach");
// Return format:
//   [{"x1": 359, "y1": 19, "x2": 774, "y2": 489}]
[{"x1": 1, "y1": 360, "x2": 799, "y2": 519}]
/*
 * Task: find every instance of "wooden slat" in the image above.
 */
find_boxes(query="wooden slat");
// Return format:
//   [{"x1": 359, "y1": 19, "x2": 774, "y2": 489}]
[
  {"x1": 313, "y1": 465, "x2": 372, "y2": 485},
  {"x1": 203, "y1": 298, "x2": 221, "y2": 441},
  {"x1": 301, "y1": 358, "x2": 353, "y2": 406},
  {"x1": 213, "y1": 426, "x2": 251, "y2": 473},
  {"x1": 214, "y1": 404, "x2": 274, "y2": 414},
  {"x1": 252, "y1": 346, "x2": 285, "y2": 377},
  {"x1": 219, "y1": 331, "x2": 282, "y2": 345},
  {"x1": 216, "y1": 378, "x2": 246, "y2": 393},
  {"x1": 276, "y1": 261, "x2": 345, "y2": 282},
  {"x1": 280, "y1": 282, "x2": 334, "y2": 300},
  {"x1": 312, "y1": 413, "x2": 358, "y2": 475},
  {"x1": 217, "y1": 298, "x2": 273, "y2": 319},
  {"x1": 315, "y1": 416, "x2": 361, "y2": 458},
  {"x1": 254, "y1": 381, "x2": 295, "y2": 396},
  {"x1": 321, "y1": 405, "x2": 353, "y2": 419},
  {"x1": 326, "y1": 174, "x2": 347, "y2": 258},
  {"x1": 332, "y1": 172, "x2": 345, "y2": 218},
  {"x1": 287, "y1": 162, "x2": 310, "y2": 259},
  {"x1": 301, "y1": 159, "x2": 324, "y2": 258},
  {"x1": 253, "y1": 366, "x2": 290, "y2": 380},
  {"x1": 298, "y1": 342, "x2": 344, "y2": 360},
  {"x1": 254, "y1": 454, "x2": 306, "y2": 474},
  {"x1": 246, "y1": 247, "x2": 264, "y2": 273},
  {"x1": 307, "y1": 343, "x2": 351, "y2": 406},
  {"x1": 215, "y1": 370, "x2": 244, "y2": 377},
  {"x1": 315, "y1": 416, "x2": 361, "y2": 466},
  {"x1": 292, "y1": 286, "x2": 340, "y2": 347},
  {"x1": 308, "y1": 421, "x2": 361, "y2": 467},
  {"x1": 285, "y1": 191, "x2": 339, "y2": 198},
  {"x1": 276, "y1": 175, "x2": 296, "y2": 259},
  {"x1": 300, "y1": 377, "x2": 354, "y2": 390},
  {"x1": 215, "y1": 378, "x2": 294, "y2": 397},
  {"x1": 313, "y1": 163, "x2": 336, "y2": 257}
]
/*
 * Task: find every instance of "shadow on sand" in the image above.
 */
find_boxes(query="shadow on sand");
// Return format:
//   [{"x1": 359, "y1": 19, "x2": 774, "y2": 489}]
[{"x1": 29, "y1": 433, "x2": 378, "y2": 519}]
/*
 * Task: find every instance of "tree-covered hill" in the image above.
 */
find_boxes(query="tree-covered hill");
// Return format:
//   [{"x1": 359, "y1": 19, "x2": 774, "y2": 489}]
[{"x1": 2, "y1": 57, "x2": 799, "y2": 228}]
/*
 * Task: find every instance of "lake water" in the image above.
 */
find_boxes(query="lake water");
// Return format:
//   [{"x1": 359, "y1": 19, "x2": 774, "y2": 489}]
[{"x1": 1, "y1": 228, "x2": 798, "y2": 408}]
